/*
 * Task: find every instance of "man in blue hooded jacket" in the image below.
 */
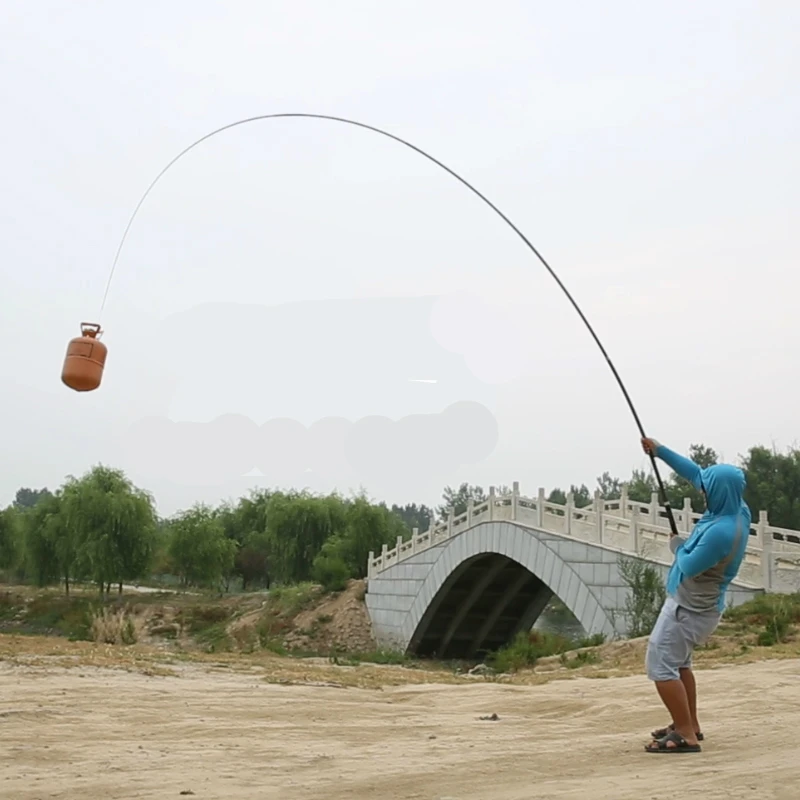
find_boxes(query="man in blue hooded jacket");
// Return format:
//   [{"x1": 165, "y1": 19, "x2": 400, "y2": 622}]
[{"x1": 640, "y1": 437, "x2": 751, "y2": 754}]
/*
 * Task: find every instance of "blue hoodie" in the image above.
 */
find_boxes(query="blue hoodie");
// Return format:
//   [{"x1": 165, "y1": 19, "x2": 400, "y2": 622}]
[{"x1": 656, "y1": 444, "x2": 751, "y2": 614}]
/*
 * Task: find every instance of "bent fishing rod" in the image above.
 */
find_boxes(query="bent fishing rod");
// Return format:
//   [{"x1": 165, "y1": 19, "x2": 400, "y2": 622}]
[{"x1": 97, "y1": 112, "x2": 679, "y2": 536}]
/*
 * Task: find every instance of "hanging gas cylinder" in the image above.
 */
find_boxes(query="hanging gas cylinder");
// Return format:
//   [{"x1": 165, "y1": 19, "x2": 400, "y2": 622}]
[{"x1": 61, "y1": 323, "x2": 108, "y2": 392}]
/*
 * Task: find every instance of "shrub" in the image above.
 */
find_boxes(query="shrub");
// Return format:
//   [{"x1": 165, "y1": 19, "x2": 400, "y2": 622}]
[
  {"x1": 24, "y1": 594, "x2": 94, "y2": 640},
  {"x1": 618, "y1": 556, "x2": 666, "y2": 638},
  {"x1": 725, "y1": 593, "x2": 800, "y2": 646},
  {"x1": 90, "y1": 606, "x2": 143, "y2": 645},
  {"x1": 560, "y1": 649, "x2": 601, "y2": 669},
  {"x1": 577, "y1": 632, "x2": 606, "y2": 648},
  {"x1": 488, "y1": 630, "x2": 574, "y2": 673},
  {"x1": 311, "y1": 553, "x2": 349, "y2": 592},
  {"x1": 175, "y1": 604, "x2": 234, "y2": 651}
]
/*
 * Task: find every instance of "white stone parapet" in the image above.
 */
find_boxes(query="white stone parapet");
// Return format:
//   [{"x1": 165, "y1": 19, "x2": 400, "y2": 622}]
[{"x1": 367, "y1": 484, "x2": 800, "y2": 593}]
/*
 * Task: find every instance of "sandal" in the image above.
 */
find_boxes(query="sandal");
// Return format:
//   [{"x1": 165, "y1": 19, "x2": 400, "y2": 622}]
[
  {"x1": 651, "y1": 723, "x2": 704, "y2": 741},
  {"x1": 644, "y1": 731, "x2": 702, "y2": 753}
]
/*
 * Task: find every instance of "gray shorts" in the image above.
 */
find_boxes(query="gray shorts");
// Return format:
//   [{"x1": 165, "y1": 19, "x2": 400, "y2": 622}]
[{"x1": 645, "y1": 596, "x2": 721, "y2": 682}]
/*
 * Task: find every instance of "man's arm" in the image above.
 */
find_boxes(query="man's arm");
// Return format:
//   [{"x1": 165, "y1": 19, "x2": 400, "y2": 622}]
[
  {"x1": 641, "y1": 438, "x2": 703, "y2": 490},
  {"x1": 672, "y1": 525, "x2": 729, "y2": 578}
]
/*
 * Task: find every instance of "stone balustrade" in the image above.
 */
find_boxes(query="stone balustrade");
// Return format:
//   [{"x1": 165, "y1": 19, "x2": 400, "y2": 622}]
[{"x1": 367, "y1": 482, "x2": 800, "y2": 593}]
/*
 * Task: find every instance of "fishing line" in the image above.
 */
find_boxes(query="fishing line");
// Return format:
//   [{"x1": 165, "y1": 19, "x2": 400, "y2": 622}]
[{"x1": 97, "y1": 112, "x2": 678, "y2": 535}]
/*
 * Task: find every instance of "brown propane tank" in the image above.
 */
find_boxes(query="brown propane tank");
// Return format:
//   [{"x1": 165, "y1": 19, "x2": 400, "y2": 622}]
[{"x1": 61, "y1": 323, "x2": 108, "y2": 392}]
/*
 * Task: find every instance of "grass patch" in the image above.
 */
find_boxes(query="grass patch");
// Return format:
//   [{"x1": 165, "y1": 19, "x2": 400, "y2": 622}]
[
  {"x1": 267, "y1": 583, "x2": 320, "y2": 616},
  {"x1": 488, "y1": 630, "x2": 576, "y2": 673},
  {"x1": 576, "y1": 633, "x2": 606, "y2": 648},
  {"x1": 193, "y1": 622, "x2": 232, "y2": 652},
  {"x1": 560, "y1": 649, "x2": 601, "y2": 669},
  {"x1": 0, "y1": 591, "x2": 22, "y2": 622},
  {"x1": 255, "y1": 583, "x2": 320, "y2": 650},
  {"x1": 486, "y1": 627, "x2": 607, "y2": 674},
  {"x1": 176, "y1": 605, "x2": 234, "y2": 652},
  {"x1": 723, "y1": 593, "x2": 800, "y2": 646},
  {"x1": 19, "y1": 594, "x2": 96, "y2": 640}
]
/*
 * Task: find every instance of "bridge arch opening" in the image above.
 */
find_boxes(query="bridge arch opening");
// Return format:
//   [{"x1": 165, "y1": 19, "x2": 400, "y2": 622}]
[
  {"x1": 406, "y1": 553, "x2": 562, "y2": 660},
  {"x1": 396, "y1": 523, "x2": 618, "y2": 659}
]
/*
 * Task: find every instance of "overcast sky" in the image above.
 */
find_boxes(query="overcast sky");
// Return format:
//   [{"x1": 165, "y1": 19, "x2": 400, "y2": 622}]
[{"x1": 1, "y1": 1, "x2": 798, "y2": 516}]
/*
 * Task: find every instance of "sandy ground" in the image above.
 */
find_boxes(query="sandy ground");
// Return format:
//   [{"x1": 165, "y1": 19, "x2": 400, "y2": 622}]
[{"x1": 2, "y1": 655, "x2": 800, "y2": 800}]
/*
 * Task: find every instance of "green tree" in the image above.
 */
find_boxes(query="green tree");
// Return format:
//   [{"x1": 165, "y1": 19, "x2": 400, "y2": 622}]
[
  {"x1": 61, "y1": 466, "x2": 157, "y2": 595},
  {"x1": 235, "y1": 533, "x2": 272, "y2": 590},
  {"x1": 740, "y1": 445, "x2": 800, "y2": 531},
  {"x1": 390, "y1": 502, "x2": 432, "y2": 533},
  {"x1": 314, "y1": 496, "x2": 407, "y2": 585},
  {"x1": 23, "y1": 491, "x2": 74, "y2": 591},
  {"x1": 13, "y1": 487, "x2": 53, "y2": 510},
  {"x1": 437, "y1": 483, "x2": 487, "y2": 519},
  {"x1": 167, "y1": 504, "x2": 237, "y2": 588},
  {"x1": 547, "y1": 485, "x2": 591, "y2": 508},
  {"x1": 627, "y1": 469, "x2": 659, "y2": 503},
  {"x1": 0, "y1": 506, "x2": 21, "y2": 573},
  {"x1": 150, "y1": 518, "x2": 174, "y2": 581},
  {"x1": 596, "y1": 472, "x2": 622, "y2": 500},
  {"x1": 265, "y1": 492, "x2": 346, "y2": 584},
  {"x1": 217, "y1": 496, "x2": 272, "y2": 591}
]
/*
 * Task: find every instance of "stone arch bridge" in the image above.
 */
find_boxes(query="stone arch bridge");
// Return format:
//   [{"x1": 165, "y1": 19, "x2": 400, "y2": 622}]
[{"x1": 365, "y1": 484, "x2": 800, "y2": 659}]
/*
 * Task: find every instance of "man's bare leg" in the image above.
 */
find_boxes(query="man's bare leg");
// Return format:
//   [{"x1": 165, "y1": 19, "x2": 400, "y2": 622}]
[
  {"x1": 679, "y1": 667, "x2": 701, "y2": 734},
  {"x1": 646, "y1": 679, "x2": 699, "y2": 750},
  {"x1": 654, "y1": 668, "x2": 701, "y2": 738}
]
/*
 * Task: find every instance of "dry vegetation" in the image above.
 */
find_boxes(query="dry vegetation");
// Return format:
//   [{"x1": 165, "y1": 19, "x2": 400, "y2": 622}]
[{"x1": 2, "y1": 582, "x2": 800, "y2": 690}]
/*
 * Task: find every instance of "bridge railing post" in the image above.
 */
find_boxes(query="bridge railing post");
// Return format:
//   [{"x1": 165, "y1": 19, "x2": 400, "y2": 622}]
[
  {"x1": 537, "y1": 488, "x2": 545, "y2": 527},
  {"x1": 512, "y1": 481, "x2": 519, "y2": 520},
  {"x1": 411, "y1": 527, "x2": 419, "y2": 554},
  {"x1": 381, "y1": 542, "x2": 388, "y2": 565},
  {"x1": 466, "y1": 498, "x2": 474, "y2": 526},
  {"x1": 620, "y1": 483, "x2": 628, "y2": 518},
  {"x1": 447, "y1": 506, "x2": 454, "y2": 538},
  {"x1": 682, "y1": 497, "x2": 693, "y2": 532},
  {"x1": 630, "y1": 504, "x2": 640, "y2": 553},
  {"x1": 367, "y1": 550, "x2": 375, "y2": 580},
  {"x1": 760, "y1": 510, "x2": 773, "y2": 591},
  {"x1": 650, "y1": 492, "x2": 659, "y2": 525},
  {"x1": 565, "y1": 491, "x2": 573, "y2": 535},
  {"x1": 594, "y1": 490, "x2": 604, "y2": 545},
  {"x1": 752, "y1": 515, "x2": 763, "y2": 548},
  {"x1": 488, "y1": 486, "x2": 496, "y2": 521}
]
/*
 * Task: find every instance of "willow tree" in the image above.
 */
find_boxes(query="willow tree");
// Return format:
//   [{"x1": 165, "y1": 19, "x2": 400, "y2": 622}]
[
  {"x1": 315, "y1": 495, "x2": 407, "y2": 583},
  {"x1": 23, "y1": 490, "x2": 76, "y2": 592},
  {"x1": 61, "y1": 465, "x2": 157, "y2": 596},
  {"x1": 0, "y1": 506, "x2": 21, "y2": 575},
  {"x1": 265, "y1": 491, "x2": 347, "y2": 585},
  {"x1": 218, "y1": 493, "x2": 273, "y2": 591},
  {"x1": 167, "y1": 504, "x2": 236, "y2": 589}
]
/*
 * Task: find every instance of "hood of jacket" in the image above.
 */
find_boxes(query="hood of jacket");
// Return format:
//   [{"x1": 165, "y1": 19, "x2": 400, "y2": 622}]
[{"x1": 699, "y1": 463, "x2": 746, "y2": 516}]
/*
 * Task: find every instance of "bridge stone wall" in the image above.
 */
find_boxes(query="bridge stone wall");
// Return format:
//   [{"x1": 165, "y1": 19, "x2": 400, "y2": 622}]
[{"x1": 366, "y1": 520, "x2": 761, "y2": 654}]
